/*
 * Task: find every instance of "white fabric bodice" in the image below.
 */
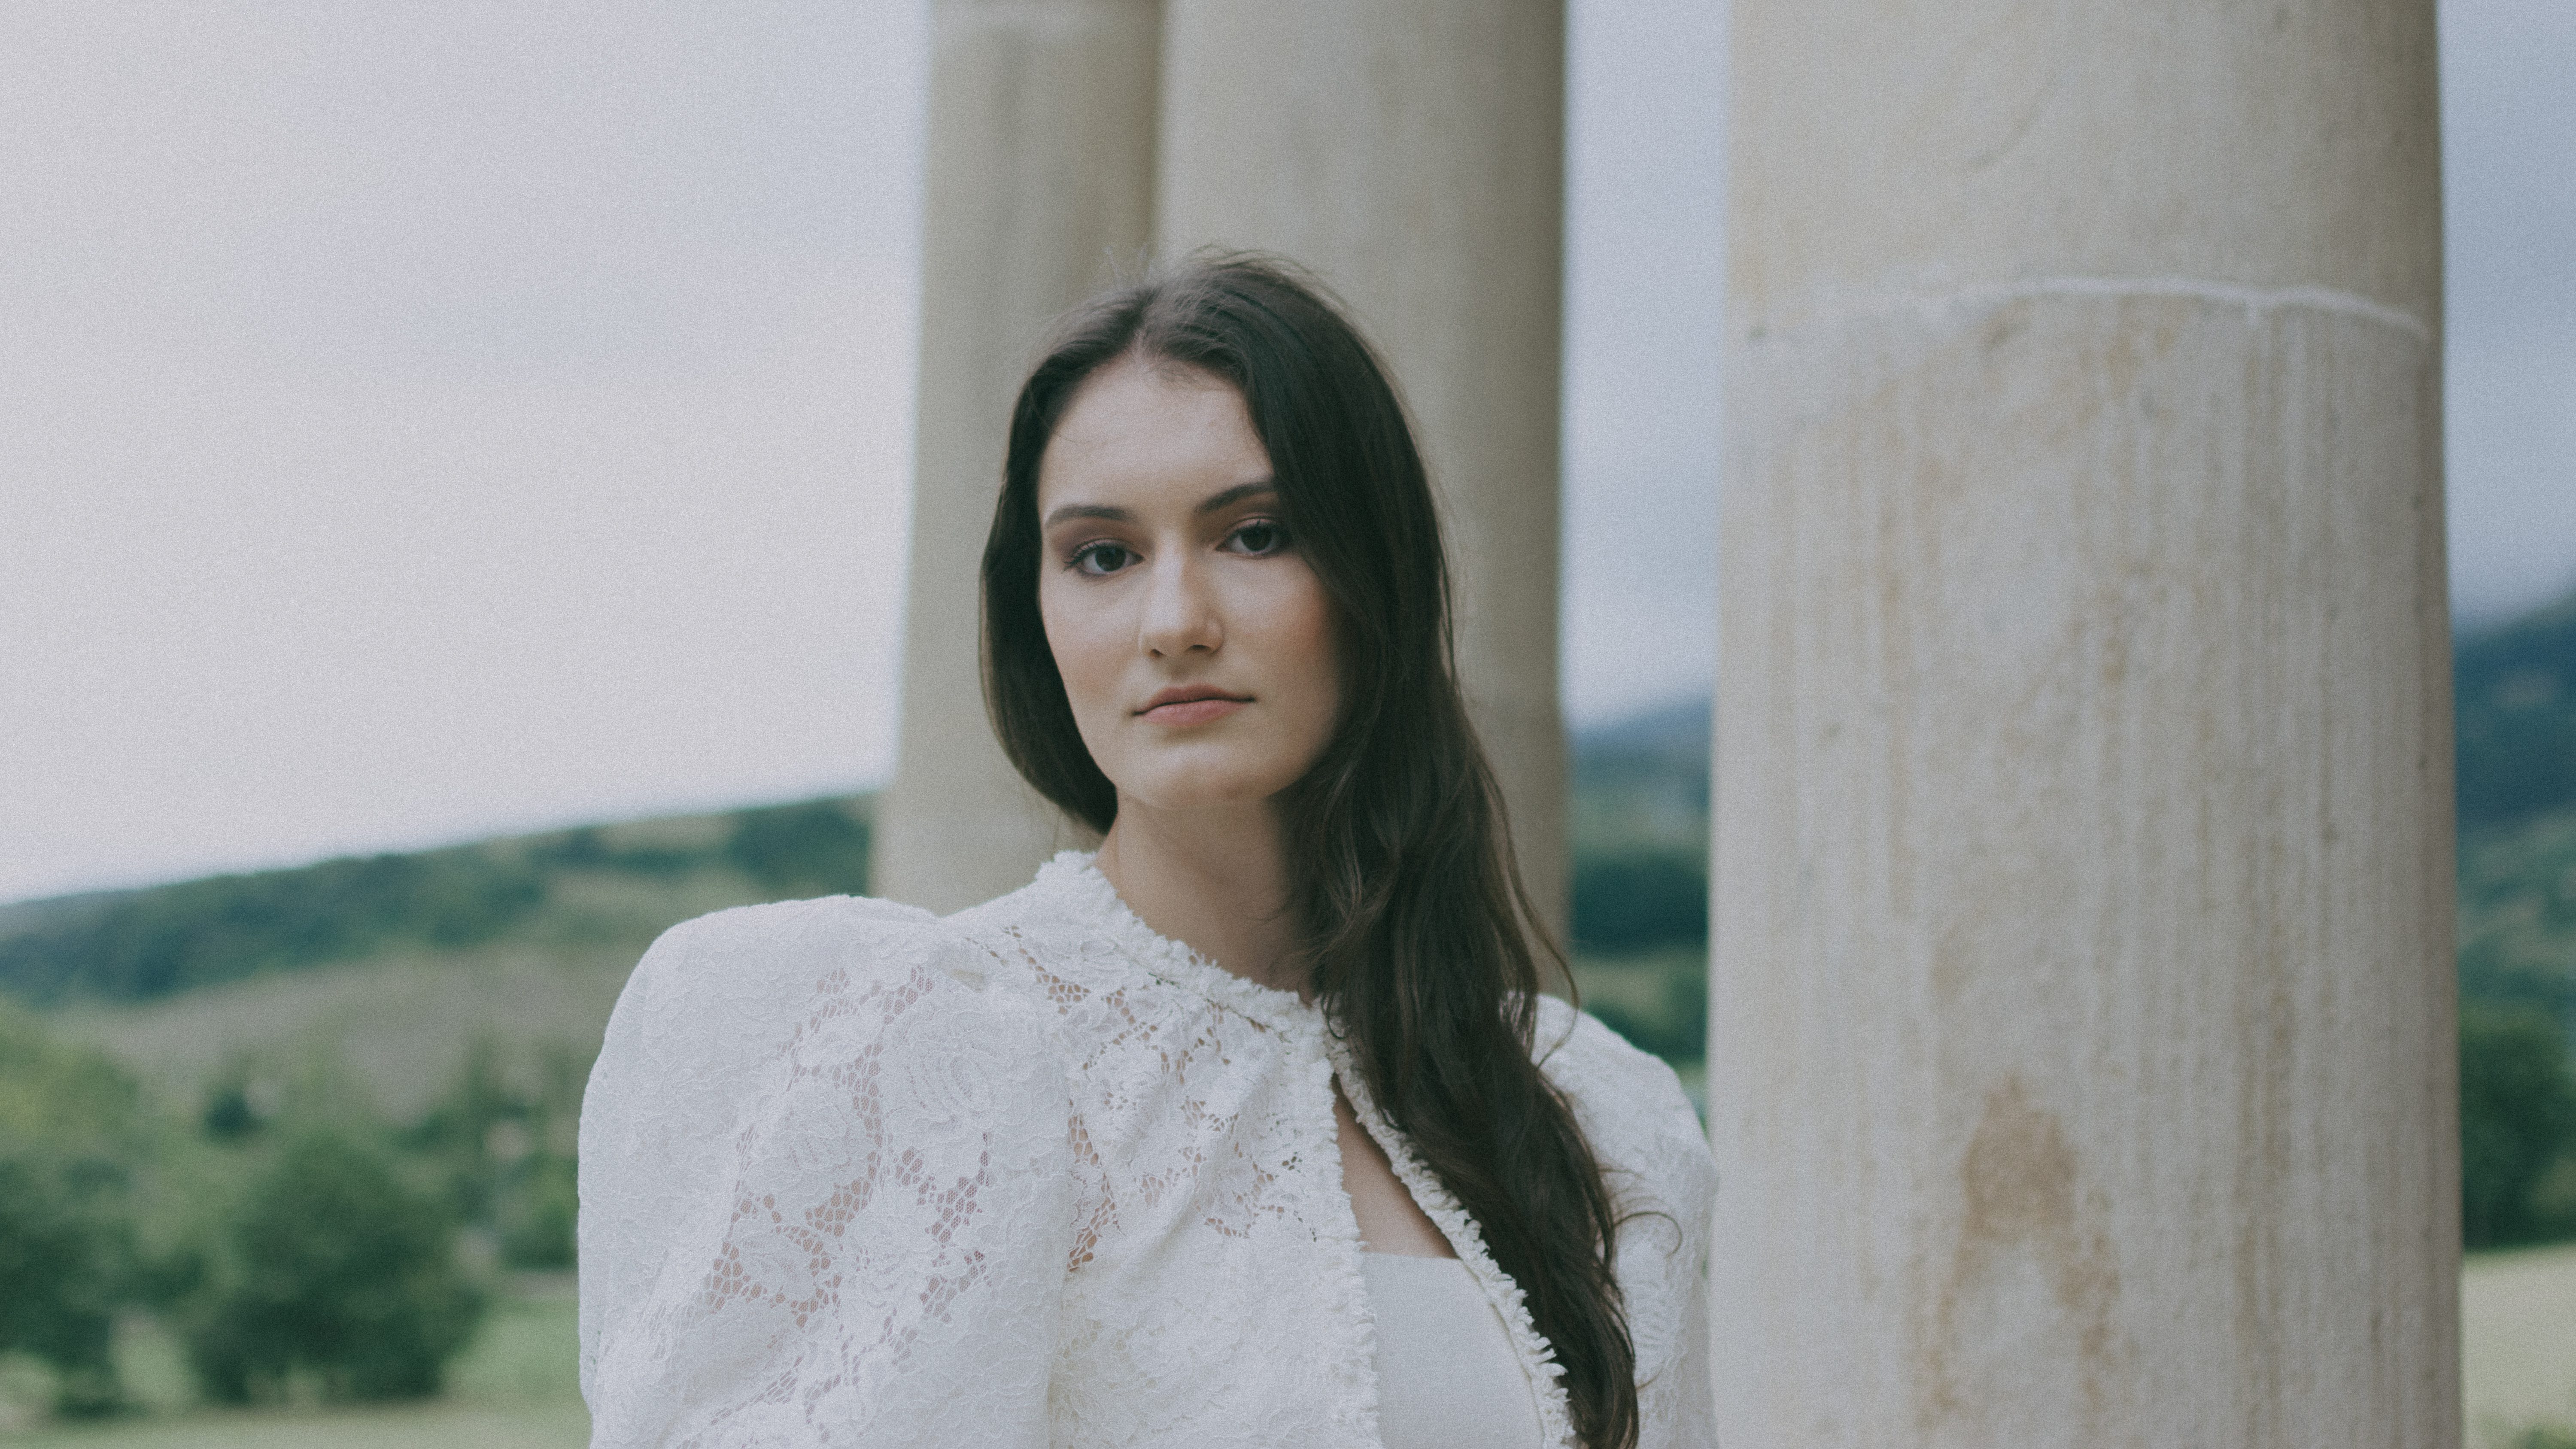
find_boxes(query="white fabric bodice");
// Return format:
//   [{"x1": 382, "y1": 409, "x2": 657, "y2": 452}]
[
  {"x1": 1361, "y1": 1253, "x2": 1547, "y2": 1449},
  {"x1": 577, "y1": 852, "x2": 1716, "y2": 1448}
]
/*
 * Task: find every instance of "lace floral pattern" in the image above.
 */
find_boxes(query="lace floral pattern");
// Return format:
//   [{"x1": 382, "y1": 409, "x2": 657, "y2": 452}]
[{"x1": 579, "y1": 854, "x2": 1716, "y2": 1447}]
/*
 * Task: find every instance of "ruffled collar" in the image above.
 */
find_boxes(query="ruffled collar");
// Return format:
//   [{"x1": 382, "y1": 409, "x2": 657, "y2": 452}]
[{"x1": 1033, "y1": 851, "x2": 1325, "y2": 1036}]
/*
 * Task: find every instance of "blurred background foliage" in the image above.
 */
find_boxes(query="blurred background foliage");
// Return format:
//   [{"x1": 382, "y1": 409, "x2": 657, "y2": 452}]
[
  {"x1": 0, "y1": 799, "x2": 868, "y2": 1432},
  {"x1": 2454, "y1": 591, "x2": 2576, "y2": 1252},
  {"x1": 0, "y1": 799, "x2": 870, "y2": 1009},
  {"x1": 2, "y1": 596, "x2": 2575, "y2": 1433}
]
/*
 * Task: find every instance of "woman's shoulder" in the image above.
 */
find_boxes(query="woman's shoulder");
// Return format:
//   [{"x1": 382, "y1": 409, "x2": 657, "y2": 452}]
[
  {"x1": 1529, "y1": 996, "x2": 1717, "y2": 1432},
  {"x1": 619, "y1": 891, "x2": 1032, "y2": 1016},
  {"x1": 581, "y1": 893, "x2": 1070, "y2": 1273},
  {"x1": 626, "y1": 892, "x2": 936, "y2": 987},
  {"x1": 578, "y1": 892, "x2": 1076, "y2": 1416},
  {"x1": 1528, "y1": 992, "x2": 1692, "y2": 1112},
  {"x1": 595, "y1": 892, "x2": 1067, "y2": 1106},
  {"x1": 1529, "y1": 994, "x2": 1714, "y2": 1207}
]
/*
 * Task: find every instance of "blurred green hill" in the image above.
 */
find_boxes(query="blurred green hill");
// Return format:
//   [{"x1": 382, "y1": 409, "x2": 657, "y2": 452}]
[
  {"x1": 2459, "y1": 590, "x2": 2576, "y2": 833},
  {"x1": 0, "y1": 797, "x2": 871, "y2": 1008},
  {"x1": 0, "y1": 799, "x2": 869, "y2": 1120},
  {"x1": 2454, "y1": 589, "x2": 2576, "y2": 1246}
]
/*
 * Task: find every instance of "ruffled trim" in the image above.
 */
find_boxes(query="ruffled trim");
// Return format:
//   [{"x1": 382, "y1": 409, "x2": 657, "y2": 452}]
[
  {"x1": 1031, "y1": 852, "x2": 1323, "y2": 1037},
  {"x1": 1322, "y1": 1036, "x2": 1579, "y2": 1449},
  {"x1": 1304, "y1": 1053, "x2": 1387, "y2": 1447}
]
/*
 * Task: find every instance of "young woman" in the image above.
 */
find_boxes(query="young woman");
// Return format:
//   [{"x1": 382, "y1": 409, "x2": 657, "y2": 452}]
[{"x1": 578, "y1": 256, "x2": 1715, "y2": 1449}]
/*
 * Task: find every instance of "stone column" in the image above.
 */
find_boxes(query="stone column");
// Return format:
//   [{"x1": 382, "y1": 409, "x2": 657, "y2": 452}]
[
  {"x1": 1152, "y1": 0, "x2": 1573, "y2": 935},
  {"x1": 1712, "y1": 1, "x2": 2455, "y2": 1445},
  {"x1": 876, "y1": 0, "x2": 1160, "y2": 913}
]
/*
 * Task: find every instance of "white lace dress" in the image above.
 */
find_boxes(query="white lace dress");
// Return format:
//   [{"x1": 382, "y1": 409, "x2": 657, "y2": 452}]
[{"x1": 577, "y1": 853, "x2": 1716, "y2": 1448}]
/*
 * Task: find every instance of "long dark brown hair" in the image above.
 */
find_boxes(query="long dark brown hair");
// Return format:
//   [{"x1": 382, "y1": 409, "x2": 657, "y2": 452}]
[{"x1": 981, "y1": 254, "x2": 1638, "y2": 1448}]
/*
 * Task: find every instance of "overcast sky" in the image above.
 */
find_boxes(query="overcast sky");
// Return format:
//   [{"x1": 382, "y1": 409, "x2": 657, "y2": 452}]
[{"x1": 2, "y1": 0, "x2": 2568, "y2": 904}]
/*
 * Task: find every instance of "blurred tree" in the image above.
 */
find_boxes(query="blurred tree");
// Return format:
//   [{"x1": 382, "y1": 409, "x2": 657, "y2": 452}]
[
  {"x1": 184, "y1": 1127, "x2": 485, "y2": 1403},
  {"x1": 498, "y1": 1152, "x2": 578, "y2": 1270},
  {"x1": 406, "y1": 1038, "x2": 521, "y2": 1225},
  {"x1": 2455, "y1": 591, "x2": 2576, "y2": 832},
  {"x1": 199, "y1": 1082, "x2": 262, "y2": 1142},
  {"x1": 402, "y1": 1037, "x2": 587, "y2": 1269},
  {"x1": 2461, "y1": 1002, "x2": 2576, "y2": 1248},
  {"x1": 724, "y1": 799, "x2": 872, "y2": 897},
  {"x1": 0, "y1": 1154, "x2": 130, "y2": 1416},
  {"x1": 1586, "y1": 958, "x2": 1708, "y2": 1066},
  {"x1": 0, "y1": 1003, "x2": 146, "y2": 1416},
  {"x1": 1571, "y1": 849, "x2": 1707, "y2": 955}
]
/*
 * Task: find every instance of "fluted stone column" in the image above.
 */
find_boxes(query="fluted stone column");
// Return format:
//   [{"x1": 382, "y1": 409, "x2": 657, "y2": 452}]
[
  {"x1": 1152, "y1": 1, "x2": 1573, "y2": 934},
  {"x1": 877, "y1": 0, "x2": 1160, "y2": 913},
  {"x1": 1712, "y1": 1, "x2": 2456, "y2": 1444}
]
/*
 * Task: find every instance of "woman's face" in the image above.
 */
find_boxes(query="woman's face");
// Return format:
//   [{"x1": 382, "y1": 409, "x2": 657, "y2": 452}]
[{"x1": 1036, "y1": 356, "x2": 1342, "y2": 819}]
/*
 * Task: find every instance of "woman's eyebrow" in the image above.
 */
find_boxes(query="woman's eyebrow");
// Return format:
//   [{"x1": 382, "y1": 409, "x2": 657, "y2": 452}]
[
  {"x1": 1043, "y1": 481, "x2": 1276, "y2": 529},
  {"x1": 1042, "y1": 502, "x2": 1131, "y2": 527},
  {"x1": 1194, "y1": 480, "x2": 1277, "y2": 515}
]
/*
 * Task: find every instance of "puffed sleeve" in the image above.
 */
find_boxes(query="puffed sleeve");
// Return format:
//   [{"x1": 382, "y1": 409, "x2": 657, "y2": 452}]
[
  {"x1": 579, "y1": 898, "x2": 1075, "y2": 1448},
  {"x1": 1534, "y1": 997, "x2": 1719, "y2": 1449}
]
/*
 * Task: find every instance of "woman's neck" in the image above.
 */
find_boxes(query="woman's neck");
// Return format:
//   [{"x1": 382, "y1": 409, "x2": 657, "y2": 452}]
[{"x1": 1094, "y1": 799, "x2": 1309, "y2": 998}]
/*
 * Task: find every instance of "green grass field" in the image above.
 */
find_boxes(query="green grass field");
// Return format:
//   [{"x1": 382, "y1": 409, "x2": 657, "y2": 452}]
[
  {"x1": 2467, "y1": 1242, "x2": 2576, "y2": 1446},
  {"x1": 0, "y1": 1285, "x2": 588, "y2": 1448},
  {"x1": 49, "y1": 940, "x2": 640, "y2": 1123}
]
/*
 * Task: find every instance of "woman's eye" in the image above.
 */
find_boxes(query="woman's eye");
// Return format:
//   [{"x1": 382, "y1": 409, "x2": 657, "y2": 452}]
[
  {"x1": 1227, "y1": 520, "x2": 1289, "y2": 556},
  {"x1": 1070, "y1": 541, "x2": 1135, "y2": 576}
]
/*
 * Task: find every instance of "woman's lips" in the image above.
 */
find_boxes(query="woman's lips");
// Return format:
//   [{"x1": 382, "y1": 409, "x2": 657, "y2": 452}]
[{"x1": 1139, "y1": 696, "x2": 1249, "y2": 726}]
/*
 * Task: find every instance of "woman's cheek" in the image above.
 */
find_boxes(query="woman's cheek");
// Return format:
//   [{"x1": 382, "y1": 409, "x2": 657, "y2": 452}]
[{"x1": 1040, "y1": 588, "x2": 1112, "y2": 723}]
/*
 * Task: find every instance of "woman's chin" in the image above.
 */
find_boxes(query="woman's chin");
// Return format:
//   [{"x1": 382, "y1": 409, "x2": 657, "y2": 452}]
[{"x1": 1110, "y1": 768, "x2": 1301, "y2": 820}]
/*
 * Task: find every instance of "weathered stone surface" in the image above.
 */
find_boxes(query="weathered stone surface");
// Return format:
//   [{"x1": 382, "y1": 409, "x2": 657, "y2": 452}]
[
  {"x1": 878, "y1": 0, "x2": 1160, "y2": 912},
  {"x1": 1713, "y1": 2, "x2": 2457, "y2": 1443}
]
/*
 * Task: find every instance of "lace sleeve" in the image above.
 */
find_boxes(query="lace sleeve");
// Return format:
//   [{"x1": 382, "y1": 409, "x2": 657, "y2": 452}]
[
  {"x1": 1535, "y1": 998, "x2": 1719, "y2": 1449},
  {"x1": 580, "y1": 903, "x2": 1075, "y2": 1448}
]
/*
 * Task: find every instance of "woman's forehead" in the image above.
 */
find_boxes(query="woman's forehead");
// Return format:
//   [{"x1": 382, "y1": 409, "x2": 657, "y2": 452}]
[{"x1": 1038, "y1": 358, "x2": 1272, "y2": 516}]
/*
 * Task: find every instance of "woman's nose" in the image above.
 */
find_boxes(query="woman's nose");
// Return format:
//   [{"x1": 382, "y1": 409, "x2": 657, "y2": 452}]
[{"x1": 1139, "y1": 555, "x2": 1222, "y2": 657}]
